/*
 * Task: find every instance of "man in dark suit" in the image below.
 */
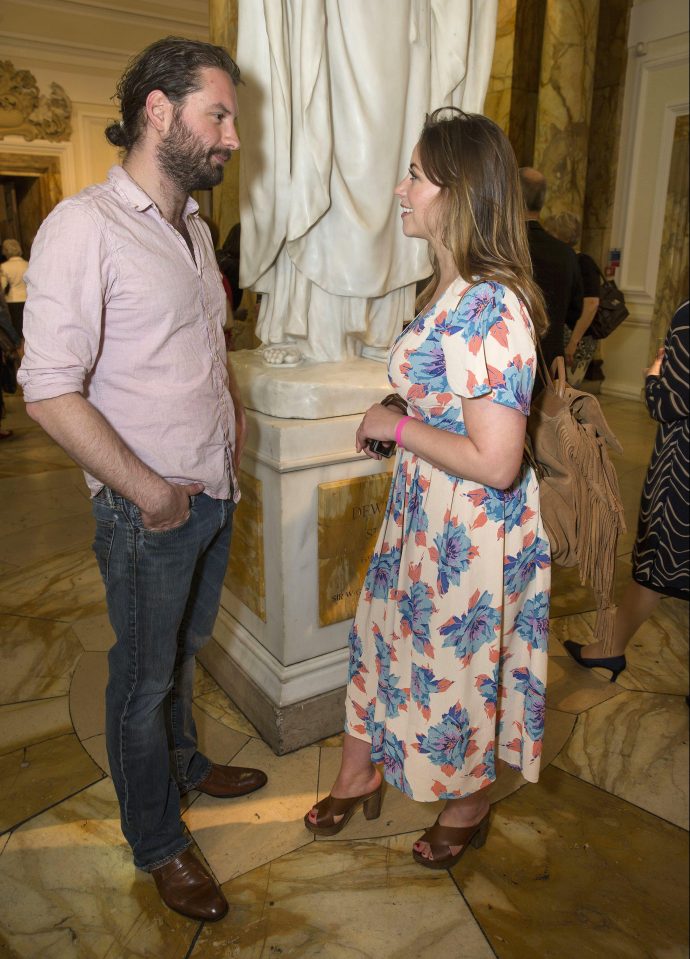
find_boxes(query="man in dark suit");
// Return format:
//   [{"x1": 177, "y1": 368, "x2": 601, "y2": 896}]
[{"x1": 519, "y1": 168, "x2": 583, "y2": 372}]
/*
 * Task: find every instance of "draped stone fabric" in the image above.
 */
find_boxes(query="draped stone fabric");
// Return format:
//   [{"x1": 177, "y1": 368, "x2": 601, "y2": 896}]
[{"x1": 237, "y1": 0, "x2": 497, "y2": 361}]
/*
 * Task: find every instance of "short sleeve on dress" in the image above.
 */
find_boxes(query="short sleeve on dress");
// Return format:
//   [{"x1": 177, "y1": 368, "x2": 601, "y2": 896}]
[{"x1": 441, "y1": 282, "x2": 536, "y2": 416}]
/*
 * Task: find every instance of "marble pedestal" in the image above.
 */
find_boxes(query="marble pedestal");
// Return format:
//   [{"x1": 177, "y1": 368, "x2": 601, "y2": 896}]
[{"x1": 198, "y1": 352, "x2": 394, "y2": 754}]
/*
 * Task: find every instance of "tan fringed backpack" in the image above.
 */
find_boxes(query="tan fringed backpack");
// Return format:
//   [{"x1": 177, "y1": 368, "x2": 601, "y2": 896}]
[{"x1": 525, "y1": 351, "x2": 627, "y2": 650}]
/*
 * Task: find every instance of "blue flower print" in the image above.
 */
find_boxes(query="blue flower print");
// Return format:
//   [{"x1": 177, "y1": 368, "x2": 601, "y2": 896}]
[
  {"x1": 512, "y1": 666, "x2": 546, "y2": 744},
  {"x1": 470, "y1": 741, "x2": 496, "y2": 784},
  {"x1": 397, "y1": 571, "x2": 435, "y2": 657},
  {"x1": 474, "y1": 672, "x2": 498, "y2": 718},
  {"x1": 348, "y1": 624, "x2": 367, "y2": 692},
  {"x1": 439, "y1": 589, "x2": 501, "y2": 667},
  {"x1": 350, "y1": 698, "x2": 377, "y2": 740},
  {"x1": 466, "y1": 484, "x2": 535, "y2": 535},
  {"x1": 405, "y1": 338, "x2": 448, "y2": 394},
  {"x1": 415, "y1": 702, "x2": 478, "y2": 774},
  {"x1": 426, "y1": 401, "x2": 464, "y2": 434},
  {"x1": 430, "y1": 516, "x2": 478, "y2": 596},
  {"x1": 513, "y1": 592, "x2": 550, "y2": 651},
  {"x1": 490, "y1": 356, "x2": 534, "y2": 416},
  {"x1": 404, "y1": 469, "x2": 430, "y2": 543},
  {"x1": 378, "y1": 668, "x2": 408, "y2": 718},
  {"x1": 411, "y1": 664, "x2": 453, "y2": 721},
  {"x1": 504, "y1": 533, "x2": 550, "y2": 600},
  {"x1": 382, "y1": 730, "x2": 413, "y2": 796},
  {"x1": 363, "y1": 544, "x2": 401, "y2": 601},
  {"x1": 390, "y1": 465, "x2": 407, "y2": 528}
]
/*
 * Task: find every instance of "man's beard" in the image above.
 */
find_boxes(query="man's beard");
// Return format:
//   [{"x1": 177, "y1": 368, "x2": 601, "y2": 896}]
[{"x1": 157, "y1": 109, "x2": 231, "y2": 192}]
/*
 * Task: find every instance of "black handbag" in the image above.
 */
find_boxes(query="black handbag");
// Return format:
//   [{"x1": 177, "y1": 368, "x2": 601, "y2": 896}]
[{"x1": 588, "y1": 267, "x2": 629, "y2": 339}]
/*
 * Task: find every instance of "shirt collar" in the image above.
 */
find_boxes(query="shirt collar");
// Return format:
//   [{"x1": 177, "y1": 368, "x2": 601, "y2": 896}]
[{"x1": 107, "y1": 165, "x2": 199, "y2": 219}]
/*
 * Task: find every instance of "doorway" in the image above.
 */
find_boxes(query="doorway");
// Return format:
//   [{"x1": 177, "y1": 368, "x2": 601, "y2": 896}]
[{"x1": 0, "y1": 153, "x2": 63, "y2": 255}]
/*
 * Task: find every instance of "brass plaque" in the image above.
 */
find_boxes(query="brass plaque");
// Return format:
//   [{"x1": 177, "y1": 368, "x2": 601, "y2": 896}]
[
  {"x1": 225, "y1": 469, "x2": 266, "y2": 621},
  {"x1": 318, "y1": 471, "x2": 393, "y2": 627}
]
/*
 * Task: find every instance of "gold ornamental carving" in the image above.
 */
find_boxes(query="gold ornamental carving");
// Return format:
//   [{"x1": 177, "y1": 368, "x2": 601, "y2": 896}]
[
  {"x1": 0, "y1": 61, "x2": 72, "y2": 142},
  {"x1": 318, "y1": 471, "x2": 393, "y2": 627}
]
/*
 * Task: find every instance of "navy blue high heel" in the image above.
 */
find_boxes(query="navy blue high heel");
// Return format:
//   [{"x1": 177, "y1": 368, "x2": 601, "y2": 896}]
[{"x1": 563, "y1": 640, "x2": 626, "y2": 683}]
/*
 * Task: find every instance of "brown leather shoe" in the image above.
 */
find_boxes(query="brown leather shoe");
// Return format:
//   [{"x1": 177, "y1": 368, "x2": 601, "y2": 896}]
[
  {"x1": 195, "y1": 763, "x2": 268, "y2": 798},
  {"x1": 151, "y1": 849, "x2": 228, "y2": 921}
]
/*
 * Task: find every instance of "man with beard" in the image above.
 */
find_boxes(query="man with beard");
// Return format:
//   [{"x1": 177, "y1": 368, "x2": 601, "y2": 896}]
[{"x1": 18, "y1": 38, "x2": 267, "y2": 923}]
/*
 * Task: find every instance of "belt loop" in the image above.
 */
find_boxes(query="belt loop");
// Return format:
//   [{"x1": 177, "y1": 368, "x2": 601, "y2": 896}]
[{"x1": 102, "y1": 486, "x2": 115, "y2": 508}]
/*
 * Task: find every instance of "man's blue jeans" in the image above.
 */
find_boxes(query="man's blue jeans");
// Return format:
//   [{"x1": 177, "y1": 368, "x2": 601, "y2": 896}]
[{"x1": 91, "y1": 488, "x2": 234, "y2": 871}]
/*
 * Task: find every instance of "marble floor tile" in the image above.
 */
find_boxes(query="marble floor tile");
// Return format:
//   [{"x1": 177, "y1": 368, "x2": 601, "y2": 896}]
[
  {"x1": 184, "y1": 739, "x2": 320, "y2": 884},
  {"x1": 192, "y1": 836, "x2": 494, "y2": 959},
  {"x1": 0, "y1": 697, "x2": 72, "y2": 755},
  {"x1": 0, "y1": 778, "x2": 196, "y2": 958},
  {"x1": 80, "y1": 733, "x2": 109, "y2": 776},
  {"x1": 0, "y1": 547, "x2": 107, "y2": 621},
  {"x1": 193, "y1": 665, "x2": 260, "y2": 739},
  {"x1": 69, "y1": 650, "x2": 107, "y2": 742},
  {"x1": 0, "y1": 614, "x2": 83, "y2": 704},
  {"x1": 455, "y1": 765, "x2": 689, "y2": 959},
  {"x1": 578, "y1": 606, "x2": 689, "y2": 696},
  {"x1": 547, "y1": 618, "x2": 625, "y2": 711},
  {"x1": 70, "y1": 611, "x2": 115, "y2": 652},
  {"x1": 0, "y1": 475, "x2": 90, "y2": 538},
  {"x1": 0, "y1": 510, "x2": 96, "y2": 568},
  {"x1": 0, "y1": 465, "x2": 84, "y2": 500},
  {"x1": 553, "y1": 690, "x2": 689, "y2": 828},
  {"x1": 0, "y1": 733, "x2": 103, "y2": 834}
]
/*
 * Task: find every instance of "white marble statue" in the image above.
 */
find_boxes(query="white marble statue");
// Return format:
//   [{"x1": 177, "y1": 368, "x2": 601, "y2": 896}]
[{"x1": 236, "y1": 0, "x2": 497, "y2": 362}]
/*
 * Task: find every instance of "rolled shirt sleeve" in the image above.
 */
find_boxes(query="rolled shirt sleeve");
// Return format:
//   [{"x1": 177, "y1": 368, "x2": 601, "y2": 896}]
[{"x1": 18, "y1": 200, "x2": 115, "y2": 402}]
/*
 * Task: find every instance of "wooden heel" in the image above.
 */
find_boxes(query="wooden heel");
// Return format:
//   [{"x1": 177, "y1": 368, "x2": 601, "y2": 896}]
[{"x1": 363, "y1": 787, "x2": 383, "y2": 821}]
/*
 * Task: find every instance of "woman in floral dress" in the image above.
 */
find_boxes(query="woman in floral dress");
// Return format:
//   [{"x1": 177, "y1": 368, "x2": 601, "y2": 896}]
[{"x1": 305, "y1": 109, "x2": 550, "y2": 869}]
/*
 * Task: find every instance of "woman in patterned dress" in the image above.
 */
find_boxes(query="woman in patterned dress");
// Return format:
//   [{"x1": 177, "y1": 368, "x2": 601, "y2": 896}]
[{"x1": 305, "y1": 109, "x2": 550, "y2": 868}]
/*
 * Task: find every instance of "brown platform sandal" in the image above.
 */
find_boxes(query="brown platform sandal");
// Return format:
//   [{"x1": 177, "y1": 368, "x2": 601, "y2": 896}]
[
  {"x1": 412, "y1": 810, "x2": 490, "y2": 870},
  {"x1": 304, "y1": 786, "x2": 383, "y2": 837}
]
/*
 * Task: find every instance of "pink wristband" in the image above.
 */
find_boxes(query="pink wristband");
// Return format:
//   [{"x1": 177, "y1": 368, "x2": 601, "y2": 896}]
[{"x1": 395, "y1": 415, "x2": 412, "y2": 447}]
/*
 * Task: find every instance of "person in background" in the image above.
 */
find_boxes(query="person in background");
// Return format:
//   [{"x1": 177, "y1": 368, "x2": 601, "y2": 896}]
[
  {"x1": 18, "y1": 37, "x2": 268, "y2": 923},
  {"x1": 0, "y1": 239, "x2": 29, "y2": 341},
  {"x1": 519, "y1": 169, "x2": 583, "y2": 373},
  {"x1": 0, "y1": 284, "x2": 20, "y2": 439},
  {"x1": 565, "y1": 300, "x2": 689, "y2": 680},
  {"x1": 544, "y1": 211, "x2": 601, "y2": 386},
  {"x1": 305, "y1": 108, "x2": 550, "y2": 870}
]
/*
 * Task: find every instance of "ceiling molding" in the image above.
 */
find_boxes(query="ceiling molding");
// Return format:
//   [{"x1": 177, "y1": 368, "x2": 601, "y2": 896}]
[{"x1": 6, "y1": 0, "x2": 208, "y2": 33}]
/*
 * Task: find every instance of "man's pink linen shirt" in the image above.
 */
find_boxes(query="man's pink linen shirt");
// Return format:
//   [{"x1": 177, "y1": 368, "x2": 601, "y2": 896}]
[{"x1": 18, "y1": 165, "x2": 239, "y2": 502}]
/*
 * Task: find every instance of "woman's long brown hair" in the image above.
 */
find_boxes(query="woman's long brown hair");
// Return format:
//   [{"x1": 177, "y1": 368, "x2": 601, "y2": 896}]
[{"x1": 416, "y1": 108, "x2": 548, "y2": 339}]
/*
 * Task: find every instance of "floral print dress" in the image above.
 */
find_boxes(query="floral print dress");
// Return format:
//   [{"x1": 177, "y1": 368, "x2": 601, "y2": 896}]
[{"x1": 345, "y1": 278, "x2": 551, "y2": 801}]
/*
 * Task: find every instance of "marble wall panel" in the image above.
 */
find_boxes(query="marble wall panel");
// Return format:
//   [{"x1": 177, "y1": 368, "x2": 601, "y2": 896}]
[
  {"x1": 509, "y1": 0, "x2": 547, "y2": 166},
  {"x1": 582, "y1": 0, "x2": 634, "y2": 267},
  {"x1": 210, "y1": 0, "x2": 240, "y2": 247},
  {"x1": 484, "y1": 0, "x2": 518, "y2": 133},
  {"x1": 534, "y1": 0, "x2": 600, "y2": 221}
]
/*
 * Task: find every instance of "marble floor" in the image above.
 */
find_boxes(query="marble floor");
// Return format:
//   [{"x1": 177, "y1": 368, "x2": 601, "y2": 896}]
[{"x1": 0, "y1": 391, "x2": 687, "y2": 959}]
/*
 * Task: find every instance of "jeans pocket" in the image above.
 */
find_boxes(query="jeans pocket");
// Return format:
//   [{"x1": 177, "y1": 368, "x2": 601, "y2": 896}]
[
  {"x1": 92, "y1": 518, "x2": 116, "y2": 585},
  {"x1": 136, "y1": 495, "x2": 197, "y2": 537}
]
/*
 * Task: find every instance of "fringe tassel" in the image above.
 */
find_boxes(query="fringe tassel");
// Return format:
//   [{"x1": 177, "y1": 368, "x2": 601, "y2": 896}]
[
  {"x1": 553, "y1": 412, "x2": 627, "y2": 635},
  {"x1": 594, "y1": 605, "x2": 618, "y2": 653}
]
